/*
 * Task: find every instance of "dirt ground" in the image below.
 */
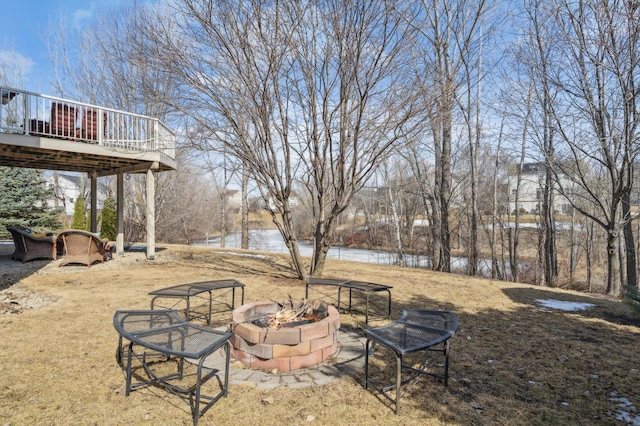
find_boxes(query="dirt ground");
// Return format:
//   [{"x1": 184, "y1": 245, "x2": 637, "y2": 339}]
[{"x1": 0, "y1": 243, "x2": 639, "y2": 425}]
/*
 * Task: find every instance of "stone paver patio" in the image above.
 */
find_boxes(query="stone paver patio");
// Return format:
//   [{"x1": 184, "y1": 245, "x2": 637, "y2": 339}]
[{"x1": 203, "y1": 328, "x2": 366, "y2": 389}]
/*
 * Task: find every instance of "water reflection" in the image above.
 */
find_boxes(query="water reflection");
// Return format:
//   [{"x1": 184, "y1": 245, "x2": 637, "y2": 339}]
[
  {"x1": 194, "y1": 229, "x2": 502, "y2": 277},
  {"x1": 195, "y1": 230, "x2": 402, "y2": 263}
]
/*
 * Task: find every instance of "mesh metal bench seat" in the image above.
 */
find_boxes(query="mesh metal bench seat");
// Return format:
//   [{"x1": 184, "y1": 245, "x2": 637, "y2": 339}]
[
  {"x1": 364, "y1": 309, "x2": 458, "y2": 414},
  {"x1": 113, "y1": 310, "x2": 233, "y2": 426},
  {"x1": 149, "y1": 279, "x2": 245, "y2": 325},
  {"x1": 305, "y1": 278, "x2": 392, "y2": 324}
]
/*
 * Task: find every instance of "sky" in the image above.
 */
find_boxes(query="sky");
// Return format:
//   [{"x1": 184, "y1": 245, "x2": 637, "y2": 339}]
[{"x1": 0, "y1": 1, "x2": 122, "y2": 93}]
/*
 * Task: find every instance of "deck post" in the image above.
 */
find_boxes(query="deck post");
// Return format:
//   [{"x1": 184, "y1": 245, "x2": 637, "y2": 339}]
[
  {"x1": 90, "y1": 172, "x2": 98, "y2": 233},
  {"x1": 146, "y1": 167, "x2": 156, "y2": 260},
  {"x1": 117, "y1": 173, "x2": 124, "y2": 256}
]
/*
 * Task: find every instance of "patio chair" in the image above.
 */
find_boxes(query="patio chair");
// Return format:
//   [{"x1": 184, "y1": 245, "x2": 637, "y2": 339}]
[
  {"x1": 6, "y1": 225, "x2": 57, "y2": 262},
  {"x1": 57, "y1": 229, "x2": 109, "y2": 267},
  {"x1": 50, "y1": 102, "x2": 78, "y2": 139},
  {"x1": 81, "y1": 107, "x2": 107, "y2": 141}
]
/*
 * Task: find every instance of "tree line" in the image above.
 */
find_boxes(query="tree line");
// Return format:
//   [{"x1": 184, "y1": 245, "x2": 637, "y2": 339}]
[{"x1": 4, "y1": 0, "x2": 637, "y2": 298}]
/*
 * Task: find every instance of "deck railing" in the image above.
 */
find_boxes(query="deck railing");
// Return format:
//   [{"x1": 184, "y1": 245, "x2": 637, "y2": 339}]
[{"x1": 0, "y1": 86, "x2": 175, "y2": 159}]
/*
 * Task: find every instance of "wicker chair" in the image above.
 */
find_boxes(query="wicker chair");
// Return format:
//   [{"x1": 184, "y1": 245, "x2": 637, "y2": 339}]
[
  {"x1": 57, "y1": 230, "x2": 108, "y2": 267},
  {"x1": 6, "y1": 225, "x2": 57, "y2": 262}
]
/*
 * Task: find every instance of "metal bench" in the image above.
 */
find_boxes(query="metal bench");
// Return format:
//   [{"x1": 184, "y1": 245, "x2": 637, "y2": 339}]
[
  {"x1": 149, "y1": 279, "x2": 245, "y2": 325},
  {"x1": 113, "y1": 309, "x2": 233, "y2": 426},
  {"x1": 305, "y1": 278, "x2": 392, "y2": 324},
  {"x1": 363, "y1": 309, "x2": 458, "y2": 414}
]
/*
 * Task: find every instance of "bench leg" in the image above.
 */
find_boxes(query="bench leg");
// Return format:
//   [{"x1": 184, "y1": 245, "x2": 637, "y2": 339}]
[
  {"x1": 364, "y1": 338, "x2": 370, "y2": 390},
  {"x1": 193, "y1": 341, "x2": 231, "y2": 425},
  {"x1": 363, "y1": 339, "x2": 404, "y2": 414},
  {"x1": 364, "y1": 339, "x2": 453, "y2": 415},
  {"x1": 395, "y1": 352, "x2": 402, "y2": 414},
  {"x1": 208, "y1": 290, "x2": 213, "y2": 325},
  {"x1": 443, "y1": 340, "x2": 450, "y2": 386},
  {"x1": 125, "y1": 342, "x2": 134, "y2": 396}
]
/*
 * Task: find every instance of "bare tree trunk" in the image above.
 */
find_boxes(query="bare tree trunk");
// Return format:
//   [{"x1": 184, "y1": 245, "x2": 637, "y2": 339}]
[
  {"x1": 465, "y1": 87, "x2": 479, "y2": 276},
  {"x1": 542, "y1": 157, "x2": 557, "y2": 287},
  {"x1": 440, "y1": 96, "x2": 453, "y2": 273},
  {"x1": 587, "y1": 219, "x2": 593, "y2": 292},
  {"x1": 218, "y1": 148, "x2": 229, "y2": 247},
  {"x1": 405, "y1": 147, "x2": 438, "y2": 270},
  {"x1": 414, "y1": 0, "x2": 489, "y2": 273},
  {"x1": 569, "y1": 207, "x2": 576, "y2": 287},
  {"x1": 623, "y1": 183, "x2": 637, "y2": 289},
  {"x1": 241, "y1": 164, "x2": 249, "y2": 250},
  {"x1": 607, "y1": 227, "x2": 622, "y2": 296},
  {"x1": 490, "y1": 119, "x2": 504, "y2": 279},
  {"x1": 388, "y1": 182, "x2": 405, "y2": 268},
  {"x1": 431, "y1": 124, "x2": 445, "y2": 272},
  {"x1": 468, "y1": 25, "x2": 483, "y2": 276}
]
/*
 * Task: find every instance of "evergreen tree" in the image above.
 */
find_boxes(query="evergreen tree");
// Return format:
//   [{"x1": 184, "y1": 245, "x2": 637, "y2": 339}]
[
  {"x1": 0, "y1": 166, "x2": 60, "y2": 237},
  {"x1": 100, "y1": 194, "x2": 117, "y2": 241},
  {"x1": 71, "y1": 194, "x2": 88, "y2": 230}
]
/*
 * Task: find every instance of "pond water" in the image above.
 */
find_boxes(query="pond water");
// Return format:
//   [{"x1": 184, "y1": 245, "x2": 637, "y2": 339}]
[{"x1": 194, "y1": 229, "x2": 499, "y2": 277}]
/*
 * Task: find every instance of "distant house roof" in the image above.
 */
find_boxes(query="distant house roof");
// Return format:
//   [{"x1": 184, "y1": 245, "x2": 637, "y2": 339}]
[
  {"x1": 521, "y1": 163, "x2": 545, "y2": 174},
  {"x1": 57, "y1": 173, "x2": 82, "y2": 186},
  {"x1": 46, "y1": 172, "x2": 110, "y2": 196}
]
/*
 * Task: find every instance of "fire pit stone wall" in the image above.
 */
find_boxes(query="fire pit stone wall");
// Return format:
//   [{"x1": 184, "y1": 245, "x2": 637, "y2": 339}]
[{"x1": 229, "y1": 301, "x2": 341, "y2": 372}]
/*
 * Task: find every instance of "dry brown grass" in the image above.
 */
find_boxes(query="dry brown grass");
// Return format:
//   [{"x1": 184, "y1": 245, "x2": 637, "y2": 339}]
[{"x1": 0, "y1": 244, "x2": 638, "y2": 425}]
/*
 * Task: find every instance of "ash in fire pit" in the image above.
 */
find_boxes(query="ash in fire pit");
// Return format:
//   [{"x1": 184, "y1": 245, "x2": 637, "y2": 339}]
[
  {"x1": 229, "y1": 299, "x2": 340, "y2": 372},
  {"x1": 251, "y1": 299, "x2": 329, "y2": 329}
]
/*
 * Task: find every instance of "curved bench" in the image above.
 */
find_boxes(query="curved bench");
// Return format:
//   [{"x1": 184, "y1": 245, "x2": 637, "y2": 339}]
[
  {"x1": 305, "y1": 278, "x2": 392, "y2": 324},
  {"x1": 363, "y1": 309, "x2": 459, "y2": 414},
  {"x1": 149, "y1": 279, "x2": 245, "y2": 325},
  {"x1": 113, "y1": 310, "x2": 233, "y2": 426}
]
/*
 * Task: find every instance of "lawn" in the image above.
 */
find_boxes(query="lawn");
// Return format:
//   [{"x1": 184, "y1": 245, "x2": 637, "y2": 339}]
[{"x1": 0, "y1": 244, "x2": 638, "y2": 425}]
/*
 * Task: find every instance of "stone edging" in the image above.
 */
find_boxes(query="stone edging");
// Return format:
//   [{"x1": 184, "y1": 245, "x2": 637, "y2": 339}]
[{"x1": 202, "y1": 328, "x2": 366, "y2": 389}]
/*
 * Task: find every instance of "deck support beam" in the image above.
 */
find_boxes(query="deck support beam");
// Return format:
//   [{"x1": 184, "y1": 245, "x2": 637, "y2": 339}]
[
  {"x1": 146, "y1": 167, "x2": 156, "y2": 260},
  {"x1": 117, "y1": 173, "x2": 124, "y2": 256},
  {"x1": 90, "y1": 172, "x2": 98, "y2": 233}
]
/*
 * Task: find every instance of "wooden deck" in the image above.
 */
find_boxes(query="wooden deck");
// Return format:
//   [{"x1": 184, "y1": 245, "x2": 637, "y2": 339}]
[
  {"x1": 0, "y1": 86, "x2": 176, "y2": 175},
  {"x1": 0, "y1": 86, "x2": 176, "y2": 260}
]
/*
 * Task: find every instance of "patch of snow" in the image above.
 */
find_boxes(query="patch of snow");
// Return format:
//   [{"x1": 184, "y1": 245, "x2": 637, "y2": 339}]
[
  {"x1": 534, "y1": 299, "x2": 595, "y2": 311},
  {"x1": 217, "y1": 251, "x2": 267, "y2": 259},
  {"x1": 608, "y1": 395, "x2": 640, "y2": 425}
]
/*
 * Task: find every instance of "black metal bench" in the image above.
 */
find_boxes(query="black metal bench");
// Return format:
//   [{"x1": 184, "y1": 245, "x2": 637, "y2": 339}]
[
  {"x1": 149, "y1": 279, "x2": 245, "y2": 325},
  {"x1": 363, "y1": 309, "x2": 458, "y2": 414},
  {"x1": 305, "y1": 278, "x2": 392, "y2": 324},
  {"x1": 113, "y1": 309, "x2": 233, "y2": 426}
]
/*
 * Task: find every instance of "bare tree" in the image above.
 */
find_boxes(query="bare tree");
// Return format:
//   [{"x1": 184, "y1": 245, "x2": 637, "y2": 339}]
[
  {"x1": 155, "y1": 152, "x2": 217, "y2": 244},
  {"x1": 408, "y1": 0, "x2": 489, "y2": 272},
  {"x1": 140, "y1": 0, "x2": 417, "y2": 278},
  {"x1": 45, "y1": 3, "x2": 181, "y2": 248},
  {"x1": 289, "y1": 2, "x2": 417, "y2": 276},
  {"x1": 0, "y1": 43, "x2": 32, "y2": 88},
  {"x1": 540, "y1": 0, "x2": 640, "y2": 296}
]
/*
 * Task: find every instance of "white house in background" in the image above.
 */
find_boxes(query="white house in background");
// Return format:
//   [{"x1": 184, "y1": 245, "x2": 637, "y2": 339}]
[
  {"x1": 45, "y1": 172, "x2": 108, "y2": 216},
  {"x1": 507, "y1": 163, "x2": 574, "y2": 214},
  {"x1": 226, "y1": 189, "x2": 242, "y2": 211},
  {"x1": 266, "y1": 191, "x2": 301, "y2": 210}
]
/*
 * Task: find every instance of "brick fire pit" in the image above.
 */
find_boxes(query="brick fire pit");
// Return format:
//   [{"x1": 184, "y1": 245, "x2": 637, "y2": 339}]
[{"x1": 229, "y1": 300, "x2": 341, "y2": 372}]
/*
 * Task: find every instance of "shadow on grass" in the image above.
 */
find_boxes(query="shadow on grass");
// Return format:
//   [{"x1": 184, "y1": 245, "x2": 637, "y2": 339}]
[
  {"x1": 172, "y1": 247, "x2": 301, "y2": 280},
  {"x1": 0, "y1": 244, "x2": 52, "y2": 291},
  {"x1": 502, "y1": 286, "x2": 640, "y2": 327}
]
